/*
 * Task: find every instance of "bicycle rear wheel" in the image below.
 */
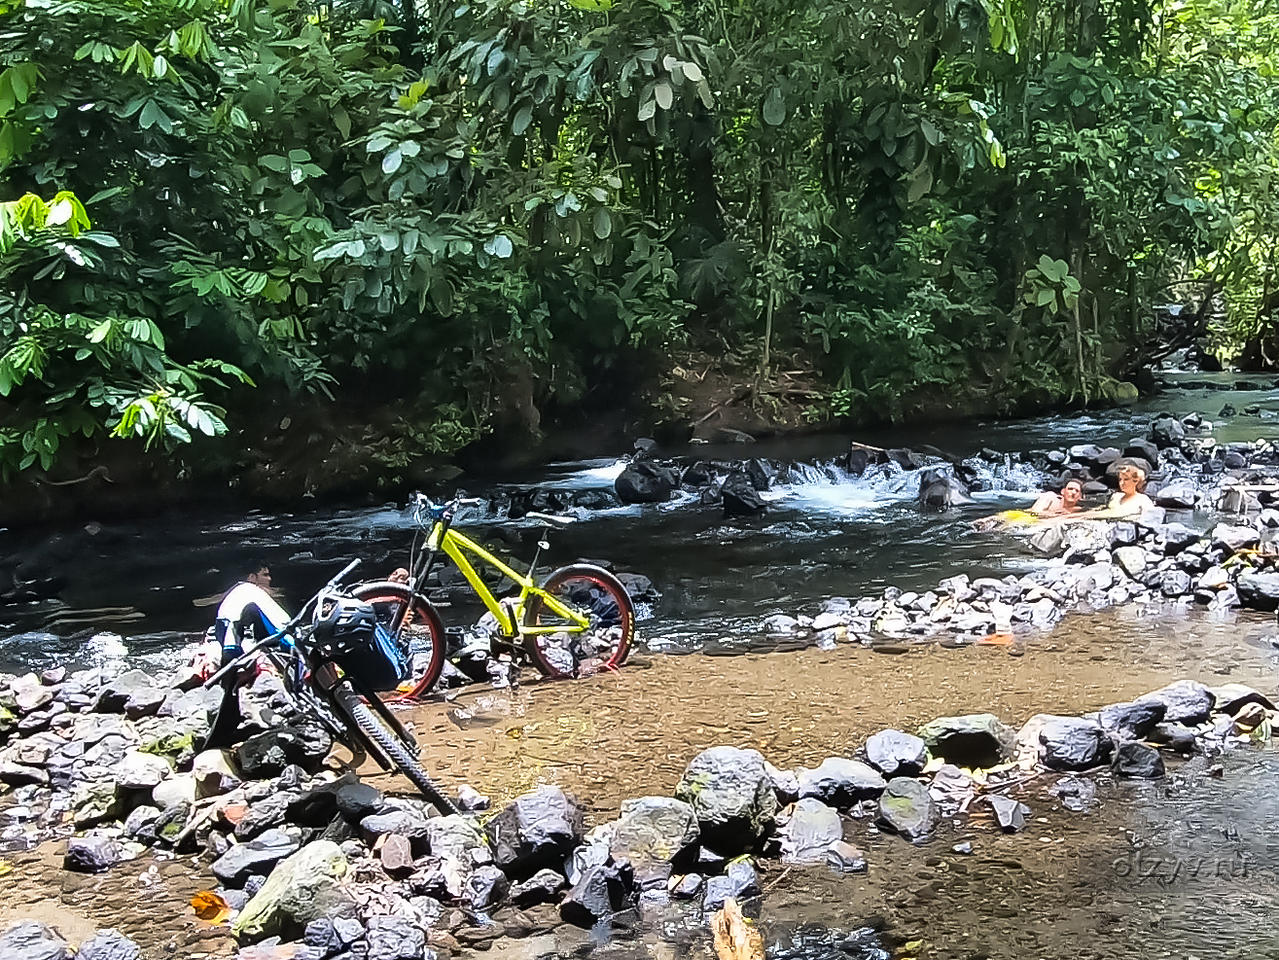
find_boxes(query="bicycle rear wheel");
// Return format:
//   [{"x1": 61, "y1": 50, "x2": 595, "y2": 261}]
[
  {"x1": 330, "y1": 681, "x2": 458, "y2": 814},
  {"x1": 521, "y1": 564, "x2": 635, "y2": 679},
  {"x1": 350, "y1": 582, "x2": 447, "y2": 700}
]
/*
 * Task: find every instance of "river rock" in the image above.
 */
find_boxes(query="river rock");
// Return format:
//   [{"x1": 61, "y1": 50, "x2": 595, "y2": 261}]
[
  {"x1": 1150, "y1": 722, "x2": 1198, "y2": 753},
  {"x1": 1098, "y1": 700, "x2": 1166, "y2": 740},
  {"x1": 1237, "y1": 571, "x2": 1279, "y2": 610},
  {"x1": 1036, "y1": 716, "x2": 1109, "y2": 770},
  {"x1": 721, "y1": 472, "x2": 766, "y2": 519},
  {"x1": 336, "y1": 782, "x2": 385, "y2": 821},
  {"x1": 93, "y1": 671, "x2": 163, "y2": 717},
  {"x1": 988, "y1": 795, "x2": 1029, "y2": 832},
  {"x1": 1160, "y1": 569, "x2": 1192, "y2": 597},
  {"x1": 864, "y1": 729, "x2": 928, "y2": 777},
  {"x1": 232, "y1": 840, "x2": 350, "y2": 941},
  {"x1": 1149, "y1": 416, "x2": 1185, "y2": 448},
  {"x1": 918, "y1": 714, "x2": 1016, "y2": 768},
  {"x1": 364, "y1": 916, "x2": 425, "y2": 960},
  {"x1": 9, "y1": 674, "x2": 53, "y2": 715},
  {"x1": 509, "y1": 868, "x2": 567, "y2": 907},
  {"x1": 614, "y1": 462, "x2": 677, "y2": 504},
  {"x1": 1213, "y1": 524, "x2": 1260, "y2": 552},
  {"x1": 876, "y1": 778, "x2": 936, "y2": 841},
  {"x1": 192, "y1": 749, "x2": 241, "y2": 799},
  {"x1": 1048, "y1": 776, "x2": 1097, "y2": 813},
  {"x1": 1138, "y1": 680, "x2": 1215, "y2": 724},
  {"x1": 776, "y1": 798, "x2": 842, "y2": 865},
  {"x1": 465, "y1": 864, "x2": 509, "y2": 910},
  {"x1": 609, "y1": 796, "x2": 699, "y2": 868},
  {"x1": 116, "y1": 750, "x2": 172, "y2": 791},
  {"x1": 212, "y1": 828, "x2": 302, "y2": 886},
  {"x1": 64, "y1": 835, "x2": 123, "y2": 873},
  {"x1": 825, "y1": 839, "x2": 868, "y2": 874},
  {"x1": 918, "y1": 467, "x2": 972, "y2": 509},
  {"x1": 674, "y1": 747, "x2": 777, "y2": 851},
  {"x1": 0, "y1": 922, "x2": 71, "y2": 960},
  {"x1": 796, "y1": 757, "x2": 886, "y2": 807},
  {"x1": 1124, "y1": 439, "x2": 1160, "y2": 466},
  {"x1": 1112, "y1": 546, "x2": 1148, "y2": 579},
  {"x1": 487, "y1": 786, "x2": 584, "y2": 875},
  {"x1": 360, "y1": 804, "x2": 431, "y2": 847},
  {"x1": 560, "y1": 863, "x2": 631, "y2": 926},
  {"x1": 1156, "y1": 523, "x2": 1200, "y2": 554},
  {"x1": 1112, "y1": 741, "x2": 1165, "y2": 779},
  {"x1": 703, "y1": 859, "x2": 760, "y2": 911},
  {"x1": 73, "y1": 930, "x2": 140, "y2": 960},
  {"x1": 236, "y1": 722, "x2": 332, "y2": 778}
]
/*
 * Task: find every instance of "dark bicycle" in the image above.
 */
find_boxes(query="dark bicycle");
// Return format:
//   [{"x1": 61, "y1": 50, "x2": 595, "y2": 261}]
[{"x1": 204, "y1": 559, "x2": 457, "y2": 813}]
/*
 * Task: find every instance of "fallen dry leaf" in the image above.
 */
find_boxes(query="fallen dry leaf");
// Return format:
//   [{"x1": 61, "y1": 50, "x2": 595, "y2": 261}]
[{"x1": 191, "y1": 890, "x2": 231, "y2": 923}]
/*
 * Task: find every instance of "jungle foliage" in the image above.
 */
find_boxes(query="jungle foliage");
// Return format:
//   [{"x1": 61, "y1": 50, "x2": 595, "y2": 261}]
[{"x1": 1, "y1": 0, "x2": 1277, "y2": 477}]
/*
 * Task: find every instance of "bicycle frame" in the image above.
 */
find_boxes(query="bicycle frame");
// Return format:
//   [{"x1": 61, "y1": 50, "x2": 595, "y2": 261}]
[{"x1": 425, "y1": 523, "x2": 590, "y2": 638}]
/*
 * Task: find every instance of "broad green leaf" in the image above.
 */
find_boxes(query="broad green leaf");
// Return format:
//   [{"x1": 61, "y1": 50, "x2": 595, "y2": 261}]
[
  {"x1": 762, "y1": 87, "x2": 784, "y2": 126},
  {"x1": 637, "y1": 99, "x2": 656, "y2": 122},
  {"x1": 382, "y1": 149, "x2": 403, "y2": 174},
  {"x1": 592, "y1": 207, "x2": 612, "y2": 239},
  {"x1": 654, "y1": 81, "x2": 673, "y2": 111},
  {"x1": 512, "y1": 105, "x2": 533, "y2": 136}
]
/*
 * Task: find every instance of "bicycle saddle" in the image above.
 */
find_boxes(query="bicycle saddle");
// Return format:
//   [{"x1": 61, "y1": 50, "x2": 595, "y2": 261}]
[{"x1": 524, "y1": 511, "x2": 576, "y2": 526}]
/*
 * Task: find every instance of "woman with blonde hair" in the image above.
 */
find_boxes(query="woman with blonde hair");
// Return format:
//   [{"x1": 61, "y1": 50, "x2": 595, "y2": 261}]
[{"x1": 1085, "y1": 463, "x2": 1155, "y2": 519}]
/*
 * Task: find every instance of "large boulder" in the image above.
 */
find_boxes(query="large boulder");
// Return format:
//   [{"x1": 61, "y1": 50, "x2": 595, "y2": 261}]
[
  {"x1": 674, "y1": 747, "x2": 777, "y2": 851},
  {"x1": 487, "y1": 786, "x2": 585, "y2": 875},
  {"x1": 795, "y1": 757, "x2": 886, "y2": 808},
  {"x1": 864, "y1": 729, "x2": 928, "y2": 777},
  {"x1": 232, "y1": 841, "x2": 349, "y2": 942},
  {"x1": 1149, "y1": 416, "x2": 1186, "y2": 449},
  {"x1": 614, "y1": 462, "x2": 678, "y2": 505},
  {"x1": 0, "y1": 922, "x2": 70, "y2": 960},
  {"x1": 1237, "y1": 572, "x2": 1279, "y2": 611},
  {"x1": 609, "y1": 797, "x2": 699, "y2": 869},
  {"x1": 876, "y1": 778, "x2": 936, "y2": 841},
  {"x1": 918, "y1": 714, "x2": 1016, "y2": 768},
  {"x1": 1212, "y1": 524, "x2": 1260, "y2": 553},
  {"x1": 235, "y1": 721, "x2": 332, "y2": 778},
  {"x1": 917, "y1": 468, "x2": 972, "y2": 510},
  {"x1": 721, "y1": 472, "x2": 766, "y2": 519},
  {"x1": 1035, "y1": 716, "x2": 1109, "y2": 771},
  {"x1": 1138, "y1": 680, "x2": 1215, "y2": 725},
  {"x1": 776, "y1": 798, "x2": 842, "y2": 865},
  {"x1": 1098, "y1": 700, "x2": 1166, "y2": 740}
]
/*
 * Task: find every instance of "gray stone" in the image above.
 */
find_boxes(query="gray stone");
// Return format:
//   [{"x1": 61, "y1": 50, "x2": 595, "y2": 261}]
[
  {"x1": 487, "y1": 786, "x2": 585, "y2": 874},
  {"x1": 702, "y1": 859, "x2": 760, "y2": 911},
  {"x1": 560, "y1": 863, "x2": 630, "y2": 927},
  {"x1": 1112, "y1": 546, "x2": 1148, "y2": 579},
  {"x1": 93, "y1": 671, "x2": 163, "y2": 717},
  {"x1": 776, "y1": 798, "x2": 842, "y2": 865},
  {"x1": 465, "y1": 864, "x2": 509, "y2": 911},
  {"x1": 1160, "y1": 569, "x2": 1193, "y2": 597},
  {"x1": 796, "y1": 757, "x2": 886, "y2": 807},
  {"x1": 1149, "y1": 416, "x2": 1185, "y2": 448},
  {"x1": 1098, "y1": 700, "x2": 1166, "y2": 740},
  {"x1": 864, "y1": 729, "x2": 928, "y2": 777},
  {"x1": 509, "y1": 868, "x2": 566, "y2": 907},
  {"x1": 192, "y1": 749, "x2": 241, "y2": 799},
  {"x1": 1156, "y1": 523, "x2": 1200, "y2": 554},
  {"x1": 1139, "y1": 680, "x2": 1215, "y2": 725},
  {"x1": 379, "y1": 834, "x2": 415, "y2": 878},
  {"x1": 424, "y1": 813, "x2": 488, "y2": 860},
  {"x1": 674, "y1": 747, "x2": 777, "y2": 851},
  {"x1": 1112, "y1": 741, "x2": 1165, "y2": 779},
  {"x1": 335, "y1": 782, "x2": 385, "y2": 820},
  {"x1": 1047, "y1": 776, "x2": 1097, "y2": 813},
  {"x1": 232, "y1": 841, "x2": 349, "y2": 941},
  {"x1": 1037, "y1": 716, "x2": 1109, "y2": 771},
  {"x1": 360, "y1": 806, "x2": 431, "y2": 846},
  {"x1": 365, "y1": 916, "x2": 425, "y2": 960},
  {"x1": 73, "y1": 930, "x2": 140, "y2": 960},
  {"x1": 876, "y1": 778, "x2": 936, "y2": 841},
  {"x1": 609, "y1": 796, "x2": 699, "y2": 867},
  {"x1": 212, "y1": 828, "x2": 302, "y2": 886},
  {"x1": 1213, "y1": 524, "x2": 1260, "y2": 552},
  {"x1": 1150, "y1": 722, "x2": 1198, "y2": 753},
  {"x1": 824, "y1": 840, "x2": 868, "y2": 874},
  {"x1": 988, "y1": 795, "x2": 1029, "y2": 832},
  {"x1": 918, "y1": 714, "x2": 1016, "y2": 768},
  {"x1": 1237, "y1": 571, "x2": 1279, "y2": 610},
  {"x1": 64, "y1": 835, "x2": 123, "y2": 873},
  {"x1": 115, "y1": 750, "x2": 172, "y2": 791},
  {"x1": 236, "y1": 722, "x2": 332, "y2": 778},
  {"x1": 0, "y1": 922, "x2": 70, "y2": 960},
  {"x1": 1154, "y1": 480, "x2": 1198, "y2": 509}
]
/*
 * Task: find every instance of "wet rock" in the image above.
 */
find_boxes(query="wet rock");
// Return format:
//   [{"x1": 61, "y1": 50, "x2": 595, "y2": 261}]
[
  {"x1": 670, "y1": 872, "x2": 703, "y2": 899},
  {"x1": 674, "y1": 746, "x2": 777, "y2": 851},
  {"x1": 1124, "y1": 439, "x2": 1160, "y2": 466},
  {"x1": 918, "y1": 467, "x2": 972, "y2": 510},
  {"x1": 64, "y1": 835, "x2": 123, "y2": 873},
  {"x1": 1034, "y1": 716, "x2": 1109, "y2": 771},
  {"x1": 335, "y1": 782, "x2": 384, "y2": 821},
  {"x1": 287, "y1": 775, "x2": 360, "y2": 827},
  {"x1": 365, "y1": 916, "x2": 425, "y2": 960},
  {"x1": 235, "y1": 792, "x2": 298, "y2": 841},
  {"x1": 825, "y1": 840, "x2": 868, "y2": 874},
  {"x1": 236, "y1": 722, "x2": 332, "y2": 778},
  {"x1": 1112, "y1": 741, "x2": 1166, "y2": 779},
  {"x1": 1149, "y1": 416, "x2": 1185, "y2": 448},
  {"x1": 987, "y1": 795, "x2": 1029, "y2": 833},
  {"x1": 864, "y1": 729, "x2": 928, "y2": 777},
  {"x1": 703, "y1": 859, "x2": 760, "y2": 911},
  {"x1": 1098, "y1": 700, "x2": 1166, "y2": 740},
  {"x1": 1112, "y1": 547, "x2": 1148, "y2": 579},
  {"x1": 1156, "y1": 523, "x2": 1200, "y2": 554},
  {"x1": 1149, "y1": 722, "x2": 1197, "y2": 753},
  {"x1": 1139, "y1": 680, "x2": 1215, "y2": 725},
  {"x1": 74, "y1": 930, "x2": 140, "y2": 960},
  {"x1": 764, "y1": 760, "x2": 800, "y2": 805},
  {"x1": 1212, "y1": 523, "x2": 1260, "y2": 552},
  {"x1": 466, "y1": 865, "x2": 509, "y2": 910},
  {"x1": 212, "y1": 828, "x2": 302, "y2": 886},
  {"x1": 1237, "y1": 571, "x2": 1279, "y2": 610},
  {"x1": 0, "y1": 921, "x2": 71, "y2": 960},
  {"x1": 876, "y1": 778, "x2": 936, "y2": 842},
  {"x1": 1047, "y1": 776, "x2": 1097, "y2": 813},
  {"x1": 721, "y1": 472, "x2": 766, "y2": 519},
  {"x1": 1153, "y1": 480, "x2": 1198, "y2": 509},
  {"x1": 609, "y1": 796, "x2": 699, "y2": 868},
  {"x1": 614, "y1": 462, "x2": 677, "y2": 505},
  {"x1": 232, "y1": 841, "x2": 350, "y2": 942},
  {"x1": 918, "y1": 714, "x2": 1016, "y2": 768},
  {"x1": 776, "y1": 798, "x2": 842, "y2": 865},
  {"x1": 1160, "y1": 569, "x2": 1192, "y2": 597},
  {"x1": 93, "y1": 671, "x2": 163, "y2": 717},
  {"x1": 559, "y1": 863, "x2": 631, "y2": 927},
  {"x1": 796, "y1": 757, "x2": 886, "y2": 807},
  {"x1": 488, "y1": 786, "x2": 585, "y2": 875},
  {"x1": 509, "y1": 868, "x2": 567, "y2": 907}
]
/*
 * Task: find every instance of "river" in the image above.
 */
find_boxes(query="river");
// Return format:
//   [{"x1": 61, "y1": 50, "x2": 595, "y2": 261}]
[{"x1": 2, "y1": 371, "x2": 1279, "y2": 958}]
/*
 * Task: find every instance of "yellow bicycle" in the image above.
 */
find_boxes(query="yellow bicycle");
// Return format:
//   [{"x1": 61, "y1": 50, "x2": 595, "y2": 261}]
[{"x1": 351, "y1": 493, "x2": 635, "y2": 698}]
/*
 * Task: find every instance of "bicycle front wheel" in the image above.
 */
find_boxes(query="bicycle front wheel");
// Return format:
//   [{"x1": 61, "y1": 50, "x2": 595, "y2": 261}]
[
  {"x1": 330, "y1": 681, "x2": 458, "y2": 814},
  {"x1": 521, "y1": 564, "x2": 635, "y2": 679},
  {"x1": 350, "y1": 582, "x2": 447, "y2": 700}
]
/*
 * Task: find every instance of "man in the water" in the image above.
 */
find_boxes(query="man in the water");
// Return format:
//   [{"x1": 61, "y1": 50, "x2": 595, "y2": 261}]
[{"x1": 1030, "y1": 479, "x2": 1084, "y2": 517}]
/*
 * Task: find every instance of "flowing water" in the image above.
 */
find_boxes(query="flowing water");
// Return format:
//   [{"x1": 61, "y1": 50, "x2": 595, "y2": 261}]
[{"x1": 4, "y1": 375, "x2": 1279, "y2": 958}]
